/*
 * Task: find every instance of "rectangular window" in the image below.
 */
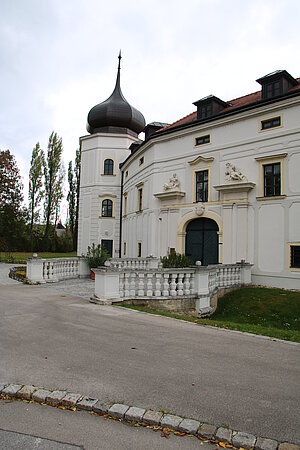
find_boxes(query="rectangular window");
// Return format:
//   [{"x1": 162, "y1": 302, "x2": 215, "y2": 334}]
[
  {"x1": 123, "y1": 194, "x2": 127, "y2": 216},
  {"x1": 101, "y1": 239, "x2": 113, "y2": 257},
  {"x1": 123, "y1": 241, "x2": 126, "y2": 256},
  {"x1": 261, "y1": 116, "x2": 281, "y2": 130},
  {"x1": 137, "y1": 242, "x2": 142, "y2": 258},
  {"x1": 264, "y1": 163, "x2": 281, "y2": 197},
  {"x1": 290, "y1": 245, "x2": 300, "y2": 268},
  {"x1": 199, "y1": 104, "x2": 212, "y2": 119},
  {"x1": 138, "y1": 187, "x2": 143, "y2": 211},
  {"x1": 139, "y1": 156, "x2": 144, "y2": 165},
  {"x1": 195, "y1": 134, "x2": 210, "y2": 146},
  {"x1": 264, "y1": 81, "x2": 281, "y2": 99},
  {"x1": 196, "y1": 170, "x2": 209, "y2": 202}
]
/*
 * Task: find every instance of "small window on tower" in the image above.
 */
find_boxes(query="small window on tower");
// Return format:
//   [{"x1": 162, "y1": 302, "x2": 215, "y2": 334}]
[
  {"x1": 139, "y1": 156, "x2": 144, "y2": 166},
  {"x1": 103, "y1": 159, "x2": 114, "y2": 175}
]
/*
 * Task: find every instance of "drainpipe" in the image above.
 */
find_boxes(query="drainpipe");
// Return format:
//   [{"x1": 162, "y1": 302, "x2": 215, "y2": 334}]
[{"x1": 119, "y1": 168, "x2": 124, "y2": 258}]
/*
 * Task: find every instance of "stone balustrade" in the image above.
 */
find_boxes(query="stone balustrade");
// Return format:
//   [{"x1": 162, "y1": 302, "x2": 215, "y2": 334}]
[
  {"x1": 26, "y1": 256, "x2": 90, "y2": 283},
  {"x1": 93, "y1": 262, "x2": 252, "y2": 315},
  {"x1": 106, "y1": 257, "x2": 160, "y2": 270}
]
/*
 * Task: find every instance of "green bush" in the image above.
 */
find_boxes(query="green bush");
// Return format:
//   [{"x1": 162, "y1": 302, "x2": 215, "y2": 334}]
[
  {"x1": 161, "y1": 252, "x2": 192, "y2": 268},
  {"x1": 84, "y1": 243, "x2": 110, "y2": 269}
]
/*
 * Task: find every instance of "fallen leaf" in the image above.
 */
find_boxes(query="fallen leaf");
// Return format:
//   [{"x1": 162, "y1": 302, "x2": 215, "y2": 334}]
[
  {"x1": 161, "y1": 428, "x2": 170, "y2": 439},
  {"x1": 219, "y1": 442, "x2": 226, "y2": 448},
  {"x1": 174, "y1": 431, "x2": 186, "y2": 436}
]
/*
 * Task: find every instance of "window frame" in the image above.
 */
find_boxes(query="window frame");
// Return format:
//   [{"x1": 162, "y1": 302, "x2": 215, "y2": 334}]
[
  {"x1": 101, "y1": 198, "x2": 113, "y2": 217},
  {"x1": 137, "y1": 241, "x2": 142, "y2": 258},
  {"x1": 195, "y1": 169, "x2": 209, "y2": 203},
  {"x1": 259, "y1": 115, "x2": 282, "y2": 132},
  {"x1": 194, "y1": 134, "x2": 211, "y2": 147},
  {"x1": 255, "y1": 153, "x2": 287, "y2": 200},
  {"x1": 263, "y1": 162, "x2": 281, "y2": 197},
  {"x1": 103, "y1": 158, "x2": 115, "y2": 175},
  {"x1": 286, "y1": 243, "x2": 300, "y2": 272},
  {"x1": 136, "y1": 183, "x2": 144, "y2": 212},
  {"x1": 123, "y1": 193, "x2": 127, "y2": 217}
]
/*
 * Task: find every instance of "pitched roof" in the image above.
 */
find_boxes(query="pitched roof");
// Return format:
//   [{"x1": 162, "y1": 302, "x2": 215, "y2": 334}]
[{"x1": 158, "y1": 78, "x2": 300, "y2": 133}]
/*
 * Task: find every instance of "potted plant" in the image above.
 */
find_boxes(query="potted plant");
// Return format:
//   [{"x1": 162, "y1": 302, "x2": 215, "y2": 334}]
[{"x1": 84, "y1": 243, "x2": 110, "y2": 279}]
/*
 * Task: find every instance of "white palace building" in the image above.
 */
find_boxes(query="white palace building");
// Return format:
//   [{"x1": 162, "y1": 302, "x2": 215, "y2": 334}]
[{"x1": 77, "y1": 56, "x2": 300, "y2": 290}]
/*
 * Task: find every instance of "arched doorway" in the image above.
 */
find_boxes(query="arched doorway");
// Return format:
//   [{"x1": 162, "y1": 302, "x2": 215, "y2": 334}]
[{"x1": 185, "y1": 218, "x2": 219, "y2": 265}]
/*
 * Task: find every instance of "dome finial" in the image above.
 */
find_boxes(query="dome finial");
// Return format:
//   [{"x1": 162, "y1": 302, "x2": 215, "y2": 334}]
[{"x1": 118, "y1": 50, "x2": 122, "y2": 70}]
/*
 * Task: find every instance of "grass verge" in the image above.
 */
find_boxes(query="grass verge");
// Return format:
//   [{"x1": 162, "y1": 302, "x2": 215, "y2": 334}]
[
  {"x1": 121, "y1": 287, "x2": 300, "y2": 343},
  {"x1": 0, "y1": 251, "x2": 77, "y2": 264}
]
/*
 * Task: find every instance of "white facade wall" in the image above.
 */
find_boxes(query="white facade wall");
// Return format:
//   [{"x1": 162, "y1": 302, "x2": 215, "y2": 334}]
[
  {"x1": 77, "y1": 132, "x2": 138, "y2": 257},
  {"x1": 121, "y1": 96, "x2": 300, "y2": 289}
]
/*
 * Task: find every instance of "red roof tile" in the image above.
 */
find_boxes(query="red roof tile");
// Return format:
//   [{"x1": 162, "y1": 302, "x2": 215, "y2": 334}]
[{"x1": 158, "y1": 78, "x2": 300, "y2": 133}]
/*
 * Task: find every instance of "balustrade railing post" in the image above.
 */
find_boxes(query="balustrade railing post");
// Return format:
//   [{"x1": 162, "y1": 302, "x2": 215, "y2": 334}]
[
  {"x1": 154, "y1": 272, "x2": 162, "y2": 296},
  {"x1": 162, "y1": 273, "x2": 170, "y2": 296},
  {"x1": 26, "y1": 257, "x2": 45, "y2": 283}
]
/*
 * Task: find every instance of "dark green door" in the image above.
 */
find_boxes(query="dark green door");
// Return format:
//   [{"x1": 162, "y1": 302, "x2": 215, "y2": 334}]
[{"x1": 185, "y1": 218, "x2": 218, "y2": 265}]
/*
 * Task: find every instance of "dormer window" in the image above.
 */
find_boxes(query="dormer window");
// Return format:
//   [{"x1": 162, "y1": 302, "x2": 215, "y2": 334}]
[
  {"x1": 193, "y1": 95, "x2": 229, "y2": 120},
  {"x1": 256, "y1": 70, "x2": 298, "y2": 100}
]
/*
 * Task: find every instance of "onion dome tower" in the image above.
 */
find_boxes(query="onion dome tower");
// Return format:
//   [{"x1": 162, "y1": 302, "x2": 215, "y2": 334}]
[{"x1": 87, "y1": 52, "x2": 146, "y2": 135}]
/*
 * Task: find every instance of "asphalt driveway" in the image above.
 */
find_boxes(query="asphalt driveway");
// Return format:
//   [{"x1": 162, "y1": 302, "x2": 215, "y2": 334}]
[{"x1": 0, "y1": 264, "x2": 299, "y2": 444}]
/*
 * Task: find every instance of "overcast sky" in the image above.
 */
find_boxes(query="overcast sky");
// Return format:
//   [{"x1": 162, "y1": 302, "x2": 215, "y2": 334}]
[{"x1": 0, "y1": 0, "x2": 299, "y2": 218}]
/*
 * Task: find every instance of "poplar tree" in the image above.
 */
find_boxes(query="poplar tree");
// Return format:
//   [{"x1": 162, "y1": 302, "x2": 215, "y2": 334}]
[
  {"x1": 67, "y1": 160, "x2": 76, "y2": 242},
  {"x1": 28, "y1": 142, "x2": 44, "y2": 231},
  {"x1": 67, "y1": 148, "x2": 81, "y2": 250},
  {"x1": 43, "y1": 132, "x2": 64, "y2": 243}
]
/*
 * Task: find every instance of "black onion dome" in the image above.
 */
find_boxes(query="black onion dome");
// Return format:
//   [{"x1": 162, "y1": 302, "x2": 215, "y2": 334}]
[{"x1": 87, "y1": 53, "x2": 146, "y2": 135}]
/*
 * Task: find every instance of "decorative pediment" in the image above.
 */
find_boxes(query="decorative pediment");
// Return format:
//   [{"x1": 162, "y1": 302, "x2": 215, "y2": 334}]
[{"x1": 188, "y1": 155, "x2": 214, "y2": 165}]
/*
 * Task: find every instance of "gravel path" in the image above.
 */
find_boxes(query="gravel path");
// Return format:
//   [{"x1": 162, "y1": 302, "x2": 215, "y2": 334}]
[{"x1": 0, "y1": 262, "x2": 94, "y2": 299}]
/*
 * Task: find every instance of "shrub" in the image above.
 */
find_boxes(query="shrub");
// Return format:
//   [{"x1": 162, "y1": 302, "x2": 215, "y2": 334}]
[
  {"x1": 161, "y1": 252, "x2": 192, "y2": 268},
  {"x1": 84, "y1": 243, "x2": 110, "y2": 269}
]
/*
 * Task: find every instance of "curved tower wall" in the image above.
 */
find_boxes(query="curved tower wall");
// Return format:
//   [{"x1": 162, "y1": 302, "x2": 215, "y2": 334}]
[{"x1": 77, "y1": 131, "x2": 138, "y2": 257}]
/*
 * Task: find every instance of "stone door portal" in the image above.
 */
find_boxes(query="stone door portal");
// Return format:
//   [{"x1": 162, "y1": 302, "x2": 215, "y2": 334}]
[{"x1": 185, "y1": 218, "x2": 219, "y2": 265}]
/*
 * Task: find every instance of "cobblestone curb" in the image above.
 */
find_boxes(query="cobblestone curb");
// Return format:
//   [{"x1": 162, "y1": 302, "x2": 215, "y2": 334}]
[{"x1": 0, "y1": 382, "x2": 299, "y2": 449}]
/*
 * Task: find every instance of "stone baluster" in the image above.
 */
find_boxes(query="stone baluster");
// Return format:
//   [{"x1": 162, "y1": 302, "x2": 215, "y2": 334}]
[
  {"x1": 124, "y1": 273, "x2": 130, "y2": 296},
  {"x1": 137, "y1": 273, "x2": 145, "y2": 296},
  {"x1": 190, "y1": 273, "x2": 195, "y2": 294},
  {"x1": 183, "y1": 273, "x2": 191, "y2": 295},
  {"x1": 154, "y1": 273, "x2": 162, "y2": 296},
  {"x1": 129, "y1": 273, "x2": 136, "y2": 296},
  {"x1": 146, "y1": 273, "x2": 153, "y2": 296},
  {"x1": 119, "y1": 273, "x2": 125, "y2": 298},
  {"x1": 162, "y1": 273, "x2": 170, "y2": 296},
  {"x1": 177, "y1": 273, "x2": 184, "y2": 296},
  {"x1": 170, "y1": 273, "x2": 177, "y2": 297}
]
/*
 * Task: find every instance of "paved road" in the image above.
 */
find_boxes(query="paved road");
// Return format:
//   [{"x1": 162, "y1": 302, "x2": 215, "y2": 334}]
[
  {"x1": 0, "y1": 399, "x2": 211, "y2": 450},
  {"x1": 0, "y1": 264, "x2": 299, "y2": 444}
]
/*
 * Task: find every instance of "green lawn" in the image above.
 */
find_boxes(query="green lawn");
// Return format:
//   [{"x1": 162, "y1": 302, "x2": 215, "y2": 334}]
[
  {"x1": 121, "y1": 287, "x2": 300, "y2": 342},
  {"x1": 0, "y1": 251, "x2": 77, "y2": 264}
]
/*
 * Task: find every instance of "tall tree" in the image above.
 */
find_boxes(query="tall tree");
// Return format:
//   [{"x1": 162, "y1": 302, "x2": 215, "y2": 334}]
[
  {"x1": 67, "y1": 160, "x2": 76, "y2": 242},
  {"x1": 0, "y1": 150, "x2": 25, "y2": 250},
  {"x1": 74, "y1": 148, "x2": 81, "y2": 250},
  {"x1": 43, "y1": 132, "x2": 64, "y2": 242},
  {"x1": 28, "y1": 142, "x2": 44, "y2": 232},
  {"x1": 67, "y1": 148, "x2": 81, "y2": 250}
]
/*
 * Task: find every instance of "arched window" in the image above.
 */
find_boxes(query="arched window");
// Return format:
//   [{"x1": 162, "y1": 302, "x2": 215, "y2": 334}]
[
  {"x1": 102, "y1": 199, "x2": 113, "y2": 217},
  {"x1": 104, "y1": 159, "x2": 114, "y2": 175}
]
